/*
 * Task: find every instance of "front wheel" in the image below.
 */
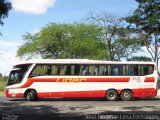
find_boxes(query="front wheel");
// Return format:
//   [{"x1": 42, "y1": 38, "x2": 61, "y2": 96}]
[
  {"x1": 120, "y1": 90, "x2": 132, "y2": 101},
  {"x1": 26, "y1": 90, "x2": 37, "y2": 101},
  {"x1": 105, "y1": 90, "x2": 118, "y2": 101}
]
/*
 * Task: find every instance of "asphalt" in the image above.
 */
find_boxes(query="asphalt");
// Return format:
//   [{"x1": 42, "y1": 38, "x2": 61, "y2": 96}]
[
  {"x1": 0, "y1": 90, "x2": 160, "y2": 120},
  {"x1": 0, "y1": 95, "x2": 160, "y2": 120}
]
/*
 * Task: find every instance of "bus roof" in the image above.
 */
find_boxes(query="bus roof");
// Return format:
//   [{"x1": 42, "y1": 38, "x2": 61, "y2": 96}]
[{"x1": 16, "y1": 59, "x2": 156, "y2": 65}]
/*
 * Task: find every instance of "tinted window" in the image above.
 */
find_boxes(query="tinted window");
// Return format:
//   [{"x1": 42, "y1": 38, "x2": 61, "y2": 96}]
[
  {"x1": 29, "y1": 64, "x2": 154, "y2": 77},
  {"x1": 7, "y1": 64, "x2": 31, "y2": 85}
]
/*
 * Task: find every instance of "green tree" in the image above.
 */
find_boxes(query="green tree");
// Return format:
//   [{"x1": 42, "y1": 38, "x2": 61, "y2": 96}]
[
  {"x1": 17, "y1": 23, "x2": 109, "y2": 60},
  {"x1": 87, "y1": 12, "x2": 141, "y2": 60},
  {"x1": 0, "y1": 73, "x2": 2, "y2": 77},
  {"x1": 0, "y1": 0, "x2": 12, "y2": 35},
  {"x1": 0, "y1": 0, "x2": 11, "y2": 25},
  {"x1": 63, "y1": 24, "x2": 108, "y2": 59},
  {"x1": 126, "y1": 0, "x2": 160, "y2": 68},
  {"x1": 127, "y1": 56, "x2": 152, "y2": 61},
  {"x1": 112, "y1": 27, "x2": 141, "y2": 60}
]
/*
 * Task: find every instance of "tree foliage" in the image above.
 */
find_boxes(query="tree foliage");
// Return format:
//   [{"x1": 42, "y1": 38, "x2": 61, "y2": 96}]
[
  {"x1": 127, "y1": 56, "x2": 152, "y2": 61},
  {"x1": 0, "y1": 0, "x2": 12, "y2": 35},
  {"x1": 126, "y1": 0, "x2": 160, "y2": 34},
  {"x1": 0, "y1": 73, "x2": 2, "y2": 77},
  {"x1": 17, "y1": 23, "x2": 109, "y2": 60},
  {"x1": 126, "y1": 0, "x2": 160, "y2": 67},
  {"x1": 0, "y1": 0, "x2": 11, "y2": 25},
  {"x1": 87, "y1": 12, "x2": 142, "y2": 61}
]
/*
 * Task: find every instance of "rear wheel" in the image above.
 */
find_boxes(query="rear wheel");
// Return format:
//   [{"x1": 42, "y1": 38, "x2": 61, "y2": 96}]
[
  {"x1": 105, "y1": 90, "x2": 118, "y2": 101},
  {"x1": 120, "y1": 90, "x2": 132, "y2": 101},
  {"x1": 26, "y1": 90, "x2": 37, "y2": 101}
]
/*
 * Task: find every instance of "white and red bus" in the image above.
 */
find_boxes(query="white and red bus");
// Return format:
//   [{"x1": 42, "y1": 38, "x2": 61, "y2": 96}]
[{"x1": 5, "y1": 59, "x2": 158, "y2": 101}]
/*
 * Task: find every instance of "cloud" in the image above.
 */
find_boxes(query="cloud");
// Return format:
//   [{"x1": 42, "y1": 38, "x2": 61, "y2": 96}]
[
  {"x1": 0, "y1": 40, "x2": 22, "y2": 75},
  {"x1": 11, "y1": 0, "x2": 56, "y2": 14},
  {"x1": 32, "y1": 28, "x2": 41, "y2": 34}
]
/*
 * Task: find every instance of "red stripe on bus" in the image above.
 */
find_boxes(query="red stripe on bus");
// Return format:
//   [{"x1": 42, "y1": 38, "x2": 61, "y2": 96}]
[
  {"x1": 37, "y1": 90, "x2": 106, "y2": 98},
  {"x1": 5, "y1": 89, "x2": 10, "y2": 97},
  {"x1": 37, "y1": 88, "x2": 157, "y2": 98},
  {"x1": 5, "y1": 89, "x2": 24, "y2": 97},
  {"x1": 19, "y1": 77, "x2": 130, "y2": 88},
  {"x1": 85, "y1": 78, "x2": 130, "y2": 82},
  {"x1": 6, "y1": 88, "x2": 157, "y2": 98},
  {"x1": 132, "y1": 88, "x2": 157, "y2": 97},
  {"x1": 144, "y1": 77, "x2": 155, "y2": 82}
]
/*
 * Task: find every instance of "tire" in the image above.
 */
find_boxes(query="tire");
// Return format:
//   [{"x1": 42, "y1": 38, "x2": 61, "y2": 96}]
[
  {"x1": 26, "y1": 90, "x2": 37, "y2": 101},
  {"x1": 105, "y1": 90, "x2": 118, "y2": 101},
  {"x1": 120, "y1": 90, "x2": 132, "y2": 101}
]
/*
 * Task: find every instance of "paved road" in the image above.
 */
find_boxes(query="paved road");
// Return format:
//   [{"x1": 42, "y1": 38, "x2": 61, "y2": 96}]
[{"x1": 0, "y1": 95, "x2": 160, "y2": 120}]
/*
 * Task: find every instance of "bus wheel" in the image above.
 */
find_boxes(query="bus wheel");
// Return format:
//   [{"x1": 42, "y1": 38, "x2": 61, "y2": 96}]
[
  {"x1": 105, "y1": 90, "x2": 118, "y2": 101},
  {"x1": 26, "y1": 90, "x2": 37, "y2": 101},
  {"x1": 120, "y1": 90, "x2": 132, "y2": 101}
]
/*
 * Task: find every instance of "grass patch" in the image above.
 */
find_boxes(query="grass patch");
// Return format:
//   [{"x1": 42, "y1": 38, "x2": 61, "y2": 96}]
[{"x1": 0, "y1": 78, "x2": 7, "y2": 93}]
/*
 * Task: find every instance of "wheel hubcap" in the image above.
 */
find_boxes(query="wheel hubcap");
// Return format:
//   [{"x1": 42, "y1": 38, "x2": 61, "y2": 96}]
[
  {"x1": 109, "y1": 93, "x2": 115, "y2": 99},
  {"x1": 27, "y1": 93, "x2": 32, "y2": 100},
  {"x1": 124, "y1": 93, "x2": 129, "y2": 98}
]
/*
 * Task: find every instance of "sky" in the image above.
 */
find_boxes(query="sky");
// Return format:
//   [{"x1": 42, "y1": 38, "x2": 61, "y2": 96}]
[{"x1": 0, "y1": 0, "x2": 142, "y2": 74}]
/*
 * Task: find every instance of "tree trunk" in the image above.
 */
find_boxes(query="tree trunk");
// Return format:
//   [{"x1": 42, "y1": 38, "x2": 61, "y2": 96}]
[{"x1": 154, "y1": 32, "x2": 160, "y2": 77}]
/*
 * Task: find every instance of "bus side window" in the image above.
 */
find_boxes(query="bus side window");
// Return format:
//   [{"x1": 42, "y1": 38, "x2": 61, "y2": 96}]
[
  {"x1": 30, "y1": 65, "x2": 39, "y2": 77},
  {"x1": 79, "y1": 65, "x2": 83, "y2": 75},
  {"x1": 128, "y1": 66, "x2": 134, "y2": 76},
  {"x1": 82, "y1": 65, "x2": 90, "y2": 75},
  {"x1": 65, "y1": 65, "x2": 75, "y2": 75},
  {"x1": 142, "y1": 65, "x2": 153, "y2": 75},
  {"x1": 41, "y1": 65, "x2": 48, "y2": 75},
  {"x1": 140, "y1": 65, "x2": 144, "y2": 76},
  {"x1": 66, "y1": 65, "x2": 71, "y2": 75},
  {"x1": 60, "y1": 65, "x2": 67, "y2": 75},
  {"x1": 123, "y1": 65, "x2": 126, "y2": 75},
  {"x1": 113, "y1": 68, "x2": 118, "y2": 76},
  {"x1": 110, "y1": 65, "x2": 123, "y2": 76},
  {"x1": 94, "y1": 66, "x2": 99, "y2": 75},
  {"x1": 89, "y1": 65, "x2": 95, "y2": 75},
  {"x1": 143, "y1": 65, "x2": 148, "y2": 75},
  {"x1": 126, "y1": 65, "x2": 129, "y2": 76},
  {"x1": 85, "y1": 66, "x2": 90, "y2": 75},
  {"x1": 99, "y1": 65, "x2": 104, "y2": 76},
  {"x1": 128, "y1": 65, "x2": 139, "y2": 76},
  {"x1": 51, "y1": 65, "x2": 60, "y2": 75},
  {"x1": 111, "y1": 65, "x2": 117, "y2": 76},
  {"x1": 71, "y1": 65, "x2": 75, "y2": 75},
  {"x1": 108, "y1": 65, "x2": 111, "y2": 76},
  {"x1": 30, "y1": 65, "x2": 48, "y2": 77},
  {"x1": 47, "y1": 65, "x2": 51, "y2": 75},
  {"x1": 103, "y1": 65, "x2": 108, "y2": 75},
  {"x1": 75, "y1": 65, "x2": 81, "y2": 75},
  {"x1": 118, "y1": 65, "x2": 123, "y2": 76},
  {"x1": 149, "y1": 65, "x2": 154, "y2": 74}
]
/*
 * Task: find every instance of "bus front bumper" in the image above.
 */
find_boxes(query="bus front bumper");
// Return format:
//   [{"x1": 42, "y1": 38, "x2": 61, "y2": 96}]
[{"x1": 5, "y1": 89, "x2": 24, "y2": 98}]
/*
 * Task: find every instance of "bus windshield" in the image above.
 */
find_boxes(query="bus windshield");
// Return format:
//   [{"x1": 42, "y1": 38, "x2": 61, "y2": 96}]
[{"x1": 7, "y1": 64, "x2": 31, "y2": 86}]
